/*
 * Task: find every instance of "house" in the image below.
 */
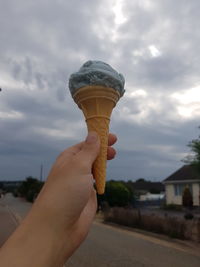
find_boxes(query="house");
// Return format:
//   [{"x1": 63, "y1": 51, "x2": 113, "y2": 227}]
[
  {"x1": 125, "y1": 179, "x2": 164, "y2": 195},
  {"x1": 163, "y1": 165, "x2": 200, "y2": 206},
  {"x1": 139, "y1": 192, "x2": 165, "y2": 201}
]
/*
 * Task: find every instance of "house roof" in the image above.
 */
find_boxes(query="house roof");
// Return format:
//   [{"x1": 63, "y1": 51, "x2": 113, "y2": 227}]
[
  {"x1": 164, "y1": 165, "x2": 200, "y2": 183},
  {"x1": 124, "y1": 180, "x2": 164, "y2": 192}
]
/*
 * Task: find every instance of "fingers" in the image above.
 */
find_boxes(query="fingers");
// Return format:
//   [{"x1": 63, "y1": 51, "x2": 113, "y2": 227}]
[
  {"x1": 108, "y1": 133, "x2": 117, "y2": 146},
  {"x1": 107, "y1": 133, "x2": 117, "y2": 160},
  {"x1": 57, "y1": 132, "x2": 117, "y2": 165},
  {"x1": 75, "y1": 132, "x2": 100, "y2": 169},
  {"x1": 107, "y1": 146, "x2": 116, "y2": 160}
]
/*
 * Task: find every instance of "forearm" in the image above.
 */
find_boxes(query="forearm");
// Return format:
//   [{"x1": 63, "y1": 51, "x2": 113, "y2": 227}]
[
  {"x1": 0, "y1": 132, "x2": 107, "y2": 266},
  {"x1": 0, "y1": 205, "x2": 70, "y2": 267}
]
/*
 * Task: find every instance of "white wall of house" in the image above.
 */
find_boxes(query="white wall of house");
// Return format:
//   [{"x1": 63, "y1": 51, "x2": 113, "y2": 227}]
[
  {"x1": 165, "y1": 184, "x2": 182, "y2": 205},
  {"x1": 193, "y1": 183, "x2": 200, "y2": 206},
  {"x1": 165, "y1": 182, "x2": 200, "y2": 206}
]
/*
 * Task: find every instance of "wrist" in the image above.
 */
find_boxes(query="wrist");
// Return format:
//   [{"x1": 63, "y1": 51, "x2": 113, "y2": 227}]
[{"x1": 26, "y1": 201, "x2": 74, "y2": 260}]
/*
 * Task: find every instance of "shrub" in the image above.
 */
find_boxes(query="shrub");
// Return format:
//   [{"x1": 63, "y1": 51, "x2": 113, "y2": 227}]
[
  {"x1": 184, "y1": 213, "x2": 194, "y2": 220},
  {"x1": 182, "y1": 187, "x2": 193, "y2": 208},
  {"x1": 104, "y1": 207, "x2": 186, "y2": 239},
  {"x1": 104, "y1": 207, "x2": 141, "y2": 228},
  {"x1": 105, "y1": 181, "x2": 132, "y2": 207},
  {"x1": 18, "y1": 177, "x2": 44, "y2": 202},
  {"x1": 164, "y1": 217, "x2": 185, "y2": 239},
  {"x1": 162, "y1": 204, "x2": 182, "y2": 211},
  {"x1": 140, "y1": 214, "x2": 165, "y2": 234},
  {"x1": 12, "y1": 189, "x2": 19, "y2": 198}
]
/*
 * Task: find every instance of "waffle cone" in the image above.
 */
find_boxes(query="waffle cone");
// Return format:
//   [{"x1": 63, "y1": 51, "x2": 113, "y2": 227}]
[{"x1": 73, "y1": 85, "x2": 120, "y2": 194}]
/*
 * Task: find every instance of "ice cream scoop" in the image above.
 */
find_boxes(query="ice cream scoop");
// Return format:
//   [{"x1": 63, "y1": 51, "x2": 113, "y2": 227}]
[
  {"x1": 69, "y1": 60, "x2": 125, "y2": 194},
  {"x1": 69, "y1": 60, "x2": 125, "y2": 96}
]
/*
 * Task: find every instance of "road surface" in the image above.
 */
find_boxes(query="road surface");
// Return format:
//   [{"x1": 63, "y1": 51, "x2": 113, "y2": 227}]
[
  {"x1": 66, "y1": 222, "x2": 200, "y2": 267},
  {"x1": 0, "y1": 193, "x2": 32, "y2": 219},
  {"x1": 1, "y1": 194, "x2": 200, "y2": 267}
]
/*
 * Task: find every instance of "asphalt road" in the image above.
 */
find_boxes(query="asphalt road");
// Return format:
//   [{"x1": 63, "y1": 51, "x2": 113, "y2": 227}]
[
  {"x1": 0, "y1": 193, "x2": 32, "y2": 219},
  {"x1": 1, "y1": 194, "x2": 200, "y2": 267},
  {"x1": 66, "y1": 222, "x2": 200, "y2": 267}
]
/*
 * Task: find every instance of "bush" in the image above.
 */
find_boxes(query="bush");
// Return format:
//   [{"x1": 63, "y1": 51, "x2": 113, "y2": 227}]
[
  {"x1": 104, "y1": 181, "x2": 132, "y2": 207},
  {"x1": 184, "y1": 213, "x2": 194, "y2": 220},
  {"x1": 104, "y1": 207, "x2": 186, "y2": 239},
  {"x1": 18, "y1": 177, "x2": 44, "y2": 202},
  {"x1": 26, "y1": 190, "x2": 35, "y2": 203},
  {"x1": 162, "y1": 204, "x2": 182, "y2": 211},
  {"x1": 164, "y1": 217, "x2": 186, "y2": 239},
  {"x1": 12, "y1": 190, "x2": 19, "y2": 198},
  {"x1": 104, "y1": 207, "x2": 141, "y2": 227},
  {"x1": 182, "y1": 187, "x2": 193, "y2": 208}
]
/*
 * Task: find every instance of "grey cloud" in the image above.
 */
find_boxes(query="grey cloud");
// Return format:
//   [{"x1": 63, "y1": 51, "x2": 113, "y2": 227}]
[
  {"x1": 0, "y1": 0, "x2": 106, "y2": 60},
  {"x1": 108, "y1": 118, "x2": 199, "y2": 181},
  {"x1": 113, "y1": 0, "x2": 200, "y2": 93},
  {"x1": 1, "y1": 0, "x2": 200, "y2": 182},
  {"x1": 35, "y1": 72, "x2": 45, "y2": 90},
  {"x1": 11, "y1": 61, "x2": 22, "y2": 80},
  {"x1": 107, "y1": 149, "x2": 182, "y2": 181}
]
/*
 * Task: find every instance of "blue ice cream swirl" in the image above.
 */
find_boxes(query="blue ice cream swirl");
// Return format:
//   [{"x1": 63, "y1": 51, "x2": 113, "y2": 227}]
[{"x1": 69, "y1": 60, "x2": 125, "y2": 96}]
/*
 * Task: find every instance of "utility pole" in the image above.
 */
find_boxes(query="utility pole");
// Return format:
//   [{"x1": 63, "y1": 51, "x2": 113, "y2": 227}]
[{"x1": 40, "y1": 164, "x2": 43, "y2": 181}]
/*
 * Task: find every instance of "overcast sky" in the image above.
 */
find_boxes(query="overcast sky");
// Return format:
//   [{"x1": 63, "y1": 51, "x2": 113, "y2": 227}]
[{"x1": 1, "y1": 0, "x2": 200, "y2": 182}]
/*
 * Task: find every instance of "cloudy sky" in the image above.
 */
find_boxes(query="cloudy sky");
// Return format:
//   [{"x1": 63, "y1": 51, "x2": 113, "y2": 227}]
[{"x1": 1, "y1": 0, "x2": 200, "y2": 182}]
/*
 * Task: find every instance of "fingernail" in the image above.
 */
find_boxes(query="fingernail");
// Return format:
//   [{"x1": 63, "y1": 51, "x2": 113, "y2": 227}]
[{"x1": 86, "y1": 132, "x2": 98, "y2": 144}]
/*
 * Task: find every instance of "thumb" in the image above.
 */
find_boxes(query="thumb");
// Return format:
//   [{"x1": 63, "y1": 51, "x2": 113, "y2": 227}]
[{"x1": 76, "y1": 132, "x2": 100, "y2": 168}]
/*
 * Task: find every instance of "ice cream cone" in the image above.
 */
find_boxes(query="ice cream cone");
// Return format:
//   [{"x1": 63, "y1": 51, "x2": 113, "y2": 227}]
[{"x1": 73, "y1": 85, "x2": 120, "y2": 194}]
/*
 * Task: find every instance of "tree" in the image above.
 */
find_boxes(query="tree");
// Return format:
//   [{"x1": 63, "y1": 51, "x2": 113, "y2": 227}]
[
  {"x1": 149, "y1": 188, "x2": 160, "y2": 194},
  {"x1": 182, "y1": 186, "x2": 193, "y2": 208},
  {"x1": 183, "y1": 127, "x2": 200, "y2": 171},
  {"x1": 136, "y1": 178, "x2": 146, "y2": 183},
  {"x1": 104, "y1": 181, "x2": 132, "y2": 207},
  {"x1": 18, "y1": 177, "x2": 44, "y2": 202}
]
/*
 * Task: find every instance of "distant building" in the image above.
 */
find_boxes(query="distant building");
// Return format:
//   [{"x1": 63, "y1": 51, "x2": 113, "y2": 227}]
[
  {"x1": 163, "y1": 165, "x2": 200, "y2": 206},
  {"x1": 126, "y1": 179, "x2": 164, "y2": 195},
  {"x1": 139, "y1": 192, "x2": 165, "y2": 201},
  {"x1": 0, "y1": 181, "x2": 23, "y2": 191}
]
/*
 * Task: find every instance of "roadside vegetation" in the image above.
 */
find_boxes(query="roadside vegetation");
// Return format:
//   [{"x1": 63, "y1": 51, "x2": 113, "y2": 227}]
[
  {"x1": 98, "y1": 180, "x2": 199, "y2": 242},
  {"x1": 99, "y1": 181, "x2": 186, "y2": 239},
  {"x1": 1, "y1": 171, "x2": 198, "y2": 241},
  {"x1": 161, "y1": 204, "x2": 183, "y2": 211},
  {"x1": 103, "y1": 207, "x2": 186, "y2": 239},
  {"x1": 15, "y1": 177, "x2": 44, "y2": 202}
]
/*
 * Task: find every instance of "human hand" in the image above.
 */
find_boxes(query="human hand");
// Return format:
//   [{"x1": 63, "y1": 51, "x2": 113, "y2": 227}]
[
  {"x1": 33, "y1": 132, "x2": 117, "y2": 261},
  {"x1": 0, "y1": 132, "x2": 117, "y2": 267}
]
